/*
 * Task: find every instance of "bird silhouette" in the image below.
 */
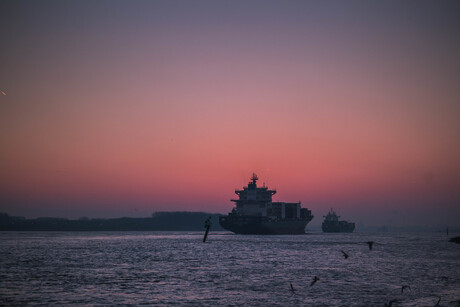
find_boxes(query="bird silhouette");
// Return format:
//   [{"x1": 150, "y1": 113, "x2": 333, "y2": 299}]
[
  {"x1": 290, "y1": 282, "x2": 296, "y2": 292},
  {"x1": 384, "y1": 299, "x2": 397, "y2": 307},
  {"x1": 401, "y1": 285, "x2": 411, "y2": 293},
  {"x1": 310, "y1": 276, "x2": 319, "y2": 286},
  {"x1": 341, "y1": 250, "x2": 349, "y2": 259},
  {"x1": 366, "y1": 241, "x2": 374, "y2": 250}
]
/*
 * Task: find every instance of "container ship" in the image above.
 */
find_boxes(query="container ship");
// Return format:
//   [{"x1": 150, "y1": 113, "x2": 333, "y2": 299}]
[
  {"x1": 322, "y1": 209, "x2": 355, "y2": 233},
  {"x1": 219, "y1": 174, "x2": 313, "y2": 234}
]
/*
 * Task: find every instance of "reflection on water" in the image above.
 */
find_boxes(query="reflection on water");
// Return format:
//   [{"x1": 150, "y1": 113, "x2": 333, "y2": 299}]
[{"x1": 0, "y1": 231, "x2": 459, "y2": 306}]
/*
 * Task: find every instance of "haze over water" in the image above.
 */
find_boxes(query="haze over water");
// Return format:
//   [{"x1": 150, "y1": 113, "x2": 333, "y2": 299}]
[{"x1": 1, "y1": 231, "x2": 459, "y2": 306}]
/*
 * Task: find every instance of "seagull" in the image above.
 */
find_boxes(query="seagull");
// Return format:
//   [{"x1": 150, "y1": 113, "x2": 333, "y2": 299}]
[
  {"x1": 290, "y1": 282, "x2": 296, "y2": 292},
  {"x1": 0, "y1": 90, "x2": 6, "y2": 96},
  {"x1": 366, "y1": 241, "x2": 374, "y2": 250},
  {"x1": 341, "y1": 250, "x2": 349, "y2": 259},
  {"x1": 384, "y1": 299, "x2": 398, "y2": 307},
  {"x1": 310, "y1": 276, "x2": 319, "y2": 287},
  {"x1": 401, "y1": 285, "x2": 411, "y2": 293}
]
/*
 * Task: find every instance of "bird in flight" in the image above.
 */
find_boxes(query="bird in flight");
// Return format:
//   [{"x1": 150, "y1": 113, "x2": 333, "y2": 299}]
[
  {"x1": 310, "y1": 276, "x2": 319, "y2": 287},
  {"x1": 341, "y1": 250, "x2": 349, "y2": 259},
  {"x1": 384, "y1": 299, "x2": 398, "y2": 307},
  {"x1": 401, "y1": 285, "x2": 411, "y2": 293},
  {"x1": 0, "y1": 90, "x2": 6, "y2": 96},
  {"x1": 290, "y1": 282, "x2": 296, "y2": 292},
  {"x1": 366, "y1": 241, "x2": 374, "y2": 250}
]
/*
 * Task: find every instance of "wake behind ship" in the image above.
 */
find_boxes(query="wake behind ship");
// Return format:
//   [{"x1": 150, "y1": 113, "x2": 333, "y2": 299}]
[{"x1": 219, "y1": 174, "x2": 313, "y2": 234}]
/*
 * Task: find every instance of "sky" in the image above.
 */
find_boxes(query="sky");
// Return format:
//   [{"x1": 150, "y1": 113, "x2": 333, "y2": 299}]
[{"x1": 1, "y1": 1, "x2": 459, "y2": 227}]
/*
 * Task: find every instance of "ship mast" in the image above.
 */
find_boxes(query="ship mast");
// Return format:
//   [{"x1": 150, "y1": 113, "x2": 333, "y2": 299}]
[{"x1": 251, "y1": 173, "x2": 258, "y2": 184}]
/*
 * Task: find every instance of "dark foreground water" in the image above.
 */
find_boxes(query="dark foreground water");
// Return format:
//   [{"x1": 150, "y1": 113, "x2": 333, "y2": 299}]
[{"x1": 1, "y1": 231, "x2": 459, "y2": 306}]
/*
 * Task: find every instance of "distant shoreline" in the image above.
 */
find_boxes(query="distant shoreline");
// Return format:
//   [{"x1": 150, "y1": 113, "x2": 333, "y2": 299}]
[
  {"x1": 1, "y1": 212, "x2": 457, "y2": 233},
  {"x1": 0, "y1": 212, "x2": 224, "y2": 231}
]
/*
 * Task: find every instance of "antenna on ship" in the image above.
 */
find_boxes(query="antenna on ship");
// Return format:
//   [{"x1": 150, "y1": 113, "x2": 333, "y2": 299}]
[{"x1": 251, "y1": 173, "x2": 258, "y2": 184}]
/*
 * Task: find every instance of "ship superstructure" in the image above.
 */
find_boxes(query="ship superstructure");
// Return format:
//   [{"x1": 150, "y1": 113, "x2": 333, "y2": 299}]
[
  {"x1": 322, "y1": 209, "x2": 355, "y2": 233},
  {"x1": 219, "y1": 174, "x2": 313, "y2": 234}
]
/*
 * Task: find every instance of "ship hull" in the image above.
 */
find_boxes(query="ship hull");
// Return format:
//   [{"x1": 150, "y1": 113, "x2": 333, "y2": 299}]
[
  {"x1": 322, "y1": 222, "x2": 355, "y2": 233},
  {"x1": 219, "y1": 215, "x2": 312, "y2": 234}
]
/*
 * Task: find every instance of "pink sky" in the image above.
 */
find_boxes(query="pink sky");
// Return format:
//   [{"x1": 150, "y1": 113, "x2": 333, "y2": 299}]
[{"x1": 0, "y1": 1, "x2": 459, "y2": 226}]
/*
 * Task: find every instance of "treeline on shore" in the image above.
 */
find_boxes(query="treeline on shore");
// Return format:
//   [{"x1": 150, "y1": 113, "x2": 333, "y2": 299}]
[{"x1": 0, "y1": 212, "x2": 224, "y2": 231}]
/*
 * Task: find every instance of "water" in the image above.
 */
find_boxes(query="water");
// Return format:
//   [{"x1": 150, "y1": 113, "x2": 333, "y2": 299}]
[{"x1": 1, "y1": 231, "x2": 459, "y2": 306}]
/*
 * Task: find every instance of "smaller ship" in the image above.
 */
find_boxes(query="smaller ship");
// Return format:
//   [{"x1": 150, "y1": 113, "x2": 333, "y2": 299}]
[{"x1": 322, "y1": 209, "x2": 355, "y2": 233}]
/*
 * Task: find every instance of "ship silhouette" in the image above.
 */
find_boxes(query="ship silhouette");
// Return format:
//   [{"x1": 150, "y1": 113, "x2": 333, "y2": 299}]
[
  {"x1": 219, "y1": 174, "x2": 313, "y2": 234},
  {"x1": 322, "y1": 209, "x2": 355, "y2": 233}
]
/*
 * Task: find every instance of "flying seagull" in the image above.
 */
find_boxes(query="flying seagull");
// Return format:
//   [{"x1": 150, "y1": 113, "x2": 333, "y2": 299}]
[
  {"x1": 401, "y1": 285, "x2": 411, "y2": 293},
  {"x1": 310, "y1": 276, "x2": 319, "y2": 287},
  {"x1": 384, "y1": 299, "x2": 398, "y2": 307},
  {"x1": 366, "y1": 241, "x2": 374, "y2": 250},
  {"x1": 0, "y1": 90, "x2": 6, "y2": 96},
  {"x1": 341, "y1": 250, "x2": 349, "y2": 259}
]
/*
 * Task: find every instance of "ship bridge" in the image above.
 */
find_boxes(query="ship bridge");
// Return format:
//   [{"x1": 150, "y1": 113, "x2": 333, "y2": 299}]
[{"x1": 233, "y1": 173, "x2": 276, "y2": 203}]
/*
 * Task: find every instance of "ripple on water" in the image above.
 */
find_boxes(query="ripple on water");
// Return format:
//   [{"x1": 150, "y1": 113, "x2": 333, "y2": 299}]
[{"x1": 0, "y1": 231, "x2": 459, "y2": 306}]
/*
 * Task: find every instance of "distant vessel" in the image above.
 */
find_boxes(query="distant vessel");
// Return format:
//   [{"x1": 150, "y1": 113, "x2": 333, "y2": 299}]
[
  {"x1": 219, "y1": 174, "x2": 313, "y2": 234},
  {"x1": 322, "y1": 209, "x2": 355, "y2": 233}
]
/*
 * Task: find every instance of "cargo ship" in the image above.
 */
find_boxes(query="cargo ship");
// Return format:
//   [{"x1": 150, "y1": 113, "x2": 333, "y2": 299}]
[
  {"x1": 322, "y1": 209, "x2": 355, "y2": 233},
  {"x1": 219, "y1": 174, "x2": 313, "y2": 234}
]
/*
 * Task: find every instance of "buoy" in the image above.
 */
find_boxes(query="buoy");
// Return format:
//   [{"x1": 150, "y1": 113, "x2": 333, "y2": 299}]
[{"x1": 203, "y1": 216, "x2": 212, "y2": 242}]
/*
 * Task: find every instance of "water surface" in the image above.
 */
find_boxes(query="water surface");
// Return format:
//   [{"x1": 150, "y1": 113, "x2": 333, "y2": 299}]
[{"x1": 1, "y1": 231, "x2": 459, "y2": 306}]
